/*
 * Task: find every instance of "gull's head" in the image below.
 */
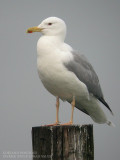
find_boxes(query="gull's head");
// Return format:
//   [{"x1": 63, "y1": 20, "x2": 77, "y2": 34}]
[{"x1": 26, "y1": 17, "x2": 66, "y2": 40}]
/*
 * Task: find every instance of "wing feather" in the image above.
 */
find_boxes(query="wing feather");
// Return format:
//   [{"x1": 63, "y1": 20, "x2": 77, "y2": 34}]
[{"x1": 64, "y1": 51, "x2": 113, "y2": 114}]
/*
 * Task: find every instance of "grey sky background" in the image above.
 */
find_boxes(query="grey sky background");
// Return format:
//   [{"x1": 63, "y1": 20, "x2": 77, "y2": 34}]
[{"x1": 0, "y1": 0, "x2": 120, "y2": 159}]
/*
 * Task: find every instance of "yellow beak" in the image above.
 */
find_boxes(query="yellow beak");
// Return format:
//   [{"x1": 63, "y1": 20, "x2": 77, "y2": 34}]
[{"x1": 26, "y1": 26, "x2": 43, "y2": 33}]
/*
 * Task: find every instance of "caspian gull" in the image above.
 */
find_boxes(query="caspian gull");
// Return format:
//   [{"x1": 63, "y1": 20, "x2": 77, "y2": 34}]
[{"x1": 26, "y1": 17, "x2": 113, "y2": 126}]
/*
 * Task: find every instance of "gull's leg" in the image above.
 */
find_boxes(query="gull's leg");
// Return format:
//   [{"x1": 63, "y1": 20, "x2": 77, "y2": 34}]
[
  {"x1": 55, "y1": 96, "x2": 60, "y2": 124},
  {"x1": 44, "y1": 96, "x2": 60, "y2": 126},
  {"x1": 61, "y1": 96, "x2": 75, "y2": 125},
  {"x1": 70, "y1": 96, "x2": 75, "y2": 124}
]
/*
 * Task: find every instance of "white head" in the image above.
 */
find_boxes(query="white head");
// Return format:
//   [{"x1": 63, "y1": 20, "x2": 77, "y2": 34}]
[{"x1": 27, "y1": 17, "x2": 67, "y2": 41}]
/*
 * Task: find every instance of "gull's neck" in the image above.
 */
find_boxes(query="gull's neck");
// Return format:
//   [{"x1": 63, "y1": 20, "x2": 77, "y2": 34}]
[
  {"x1": 37, "y1": 35, "x2": 65, "y2": 58},
  {"x1": 39, "y1": 35, "x2": 65, "y2": 47},
  {"x1": 43, "y1": 34, "x2": 64, "y2": 42}
]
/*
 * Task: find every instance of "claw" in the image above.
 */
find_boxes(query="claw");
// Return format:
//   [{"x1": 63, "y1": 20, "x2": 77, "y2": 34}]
[
  {"x1": 60, "y1": 121, "x2": 73, "y2": 126},
  {"x1": 43, "y1": 122, "x2": 60, "y2": 126}
]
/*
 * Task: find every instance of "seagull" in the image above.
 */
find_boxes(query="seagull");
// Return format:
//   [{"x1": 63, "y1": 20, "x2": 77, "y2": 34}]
[{"x1": 26, "y1": 17, "x2": 113, "y2": 126}]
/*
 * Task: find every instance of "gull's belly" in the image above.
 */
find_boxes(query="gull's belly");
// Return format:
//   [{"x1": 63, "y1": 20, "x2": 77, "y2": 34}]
[{"x1": 37, "y1": 59, "x2": 89, "y2": 101}]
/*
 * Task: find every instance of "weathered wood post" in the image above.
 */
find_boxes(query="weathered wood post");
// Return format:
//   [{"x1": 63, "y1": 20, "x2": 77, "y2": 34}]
[{"x1": 32, "y1": 125, "x2": 94, "y2": 160}]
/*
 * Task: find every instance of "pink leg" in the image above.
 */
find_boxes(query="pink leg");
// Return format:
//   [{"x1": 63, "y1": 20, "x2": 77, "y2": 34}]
[
  {"x1": 61, "y1": 96, "x2": 75, "y2": 126},
  {"x1": 44, "y1": 96, "x2": 60, "y2": 126}
]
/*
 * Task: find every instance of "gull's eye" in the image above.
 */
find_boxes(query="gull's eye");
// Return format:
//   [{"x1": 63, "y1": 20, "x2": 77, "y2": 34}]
[{"x1": 48, "y1": 23, "x2": 52, "y2": 25}]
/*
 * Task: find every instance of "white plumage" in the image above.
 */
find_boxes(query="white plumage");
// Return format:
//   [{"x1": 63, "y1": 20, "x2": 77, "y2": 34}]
[{"x1": 27, "y1": 17, "x2": 114, "y2": 126}]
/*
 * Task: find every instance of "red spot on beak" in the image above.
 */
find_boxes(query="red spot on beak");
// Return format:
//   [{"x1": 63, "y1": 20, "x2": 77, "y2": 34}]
[{"x1": 28, "y1": 31, "x2": 33, "y2": 33}]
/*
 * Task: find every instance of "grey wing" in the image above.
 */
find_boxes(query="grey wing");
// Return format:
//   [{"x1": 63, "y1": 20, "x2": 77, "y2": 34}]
[{"x1": 64, "y1": 51, "x2": 113, "y2": 114}]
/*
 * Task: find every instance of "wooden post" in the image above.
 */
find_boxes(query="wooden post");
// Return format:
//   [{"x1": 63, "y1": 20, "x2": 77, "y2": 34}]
[{"x1": 32, "y1": 125, "x2": 94, "y2": 160}]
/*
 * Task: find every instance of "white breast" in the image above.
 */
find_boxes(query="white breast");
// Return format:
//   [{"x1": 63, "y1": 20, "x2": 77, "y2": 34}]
[{"x1": 37, "y1": 36, "x2": 89, "y2": 101}]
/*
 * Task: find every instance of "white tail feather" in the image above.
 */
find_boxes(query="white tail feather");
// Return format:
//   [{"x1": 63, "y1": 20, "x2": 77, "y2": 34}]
[{"x1": 106, "y1": 121, "x2": 115, "y2": 127}]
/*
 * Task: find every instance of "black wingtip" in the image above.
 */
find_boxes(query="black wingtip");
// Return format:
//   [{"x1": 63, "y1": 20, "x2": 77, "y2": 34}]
[{"x1": 98, "y1": 97, "x2": 114, "y2": 115}]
